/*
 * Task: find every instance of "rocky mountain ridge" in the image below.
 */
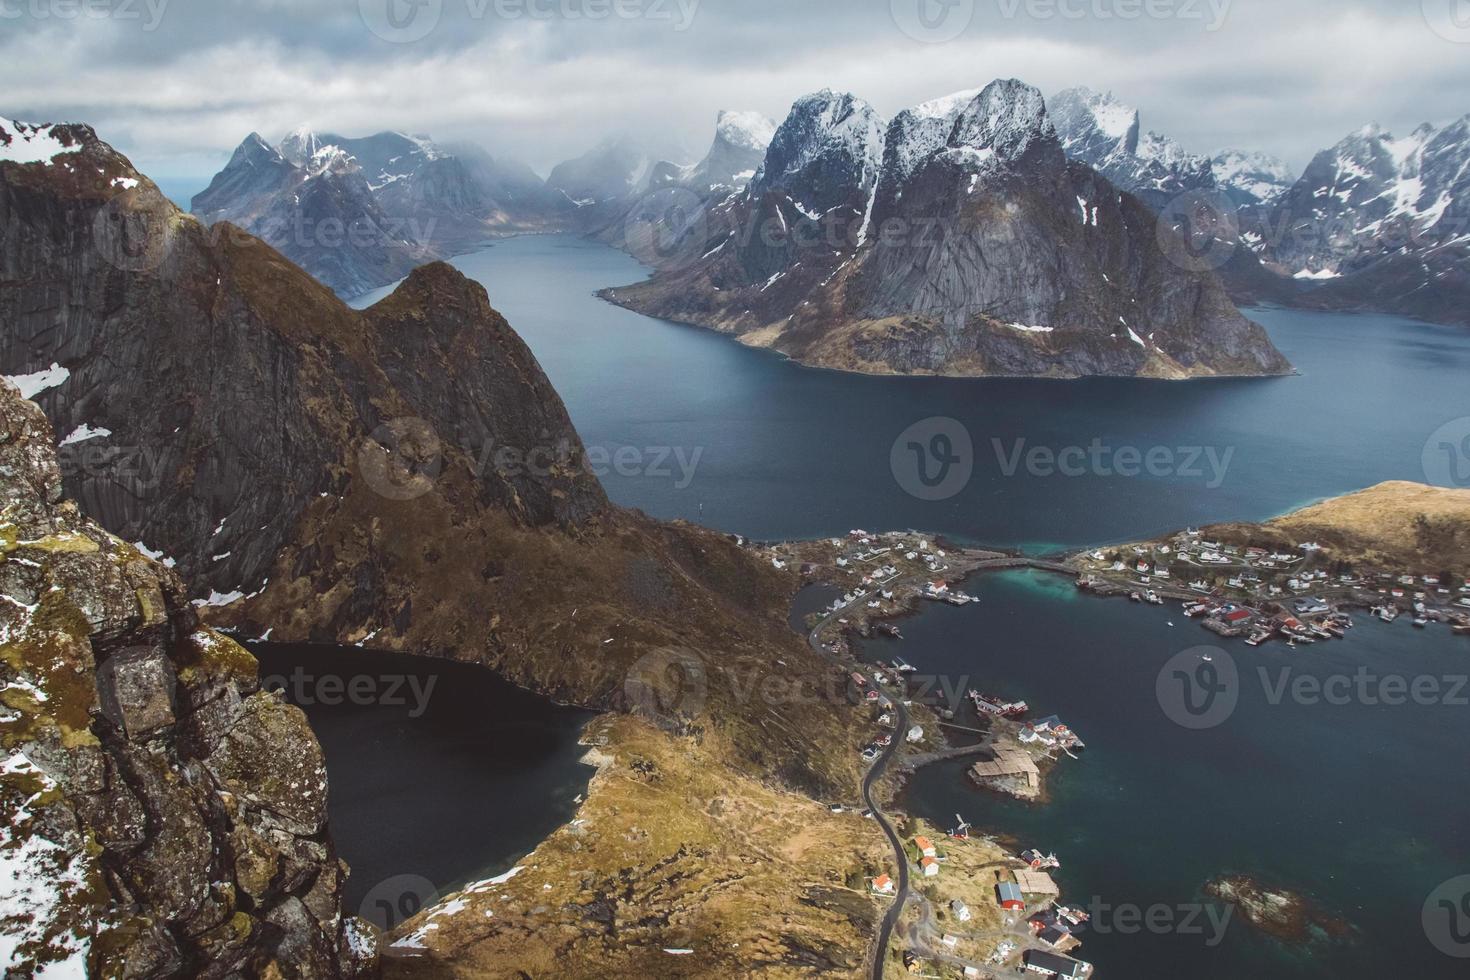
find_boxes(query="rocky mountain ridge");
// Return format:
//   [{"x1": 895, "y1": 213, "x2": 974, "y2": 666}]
[
  {"x1": 1, "y1": 117, "x2": 864, "y2": 800},
  {"x1": 1220, "y1": 116, "x2": 1470, "y2": 327},
  {"x1": 192, "y1": 127, "x2": 571, "y2": 296},
  {"x1": 601, "y1": 79, "x2": 1292, "y2": 379}
]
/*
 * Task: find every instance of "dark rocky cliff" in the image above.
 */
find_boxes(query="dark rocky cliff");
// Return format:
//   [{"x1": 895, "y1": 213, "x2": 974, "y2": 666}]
[
  {"x1": 0, "y1": 121, "x2": 859, "y2": 802},
  {"x1": 0, "y1": 379, "x2": 376, "y2": 977}
]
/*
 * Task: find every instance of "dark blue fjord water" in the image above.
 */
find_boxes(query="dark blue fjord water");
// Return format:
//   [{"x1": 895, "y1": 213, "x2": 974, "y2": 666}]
[
  {"x1": 359, "y1": 234, "x2": 1470, "y2": 554},
  {"x1": 352, "y1": 235, "x2": 1470, "y2": 977}
]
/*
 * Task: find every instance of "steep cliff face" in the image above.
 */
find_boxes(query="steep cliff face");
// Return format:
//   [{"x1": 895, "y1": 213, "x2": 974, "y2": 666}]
[
  {"x1": 602, "y1": 80, "x2": 1291, "y2": 379},
  {"x1": 0, "y1": 120, "x2": 861, "y2": 801},
  {"x1": 1, "y1": 124, "x2": 603, "y2": 602},
  {"x1": 0, "y1": 380, "x2": 375, "y2": 978}
]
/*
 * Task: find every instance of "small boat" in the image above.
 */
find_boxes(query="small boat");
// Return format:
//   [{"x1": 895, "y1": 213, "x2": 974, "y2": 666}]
[
  {"x1": 1167, "y1": 621, "x2": 1176, "y2": 628},
  {"x1": 1144, "y1": 590, "x2": 1164, "y2": 605},
  {"x1": 1413, "y1": 617, "x2": 1429, "y2": 628},
  {"x1": 1200, "y1": 653, "x2": 1214, "y2": 662},
  {"x1": 1129, "y1": 592, "x2": 1143, "y2": 603}
]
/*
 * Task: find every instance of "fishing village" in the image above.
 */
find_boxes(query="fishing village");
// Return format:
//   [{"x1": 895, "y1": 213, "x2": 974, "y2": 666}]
[
  {"x1": 1071, "y1": 526, "x2": 1470, "y2": 648},
  {"x1": 767, "y1": 530, "x2": 1096, "y2": 977},
  {"x1": 758, "y1": 494, "x2": 1470, "y2": 976}
]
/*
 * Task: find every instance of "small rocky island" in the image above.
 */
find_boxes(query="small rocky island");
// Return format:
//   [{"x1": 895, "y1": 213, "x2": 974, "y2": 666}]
[{"x1": 1205, "y1": 875, "x2": 1354, "y2": 944}]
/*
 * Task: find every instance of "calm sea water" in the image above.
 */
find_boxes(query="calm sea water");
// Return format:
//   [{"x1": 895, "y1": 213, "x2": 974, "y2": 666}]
[
  {"x1": 249, "y1": 644, "x2": 595, "y2": 930},
  {"x1": 351, "y1": 236, "x2": 1470, "y2": 976},
  {"x1": 357, "y1": 235, "x2": 1470, "y2": 552}
]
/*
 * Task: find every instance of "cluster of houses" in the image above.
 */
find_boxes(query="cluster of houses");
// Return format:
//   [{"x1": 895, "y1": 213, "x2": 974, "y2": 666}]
[{"x1": 1017, "y1": 716, "x2": 1085, "y2": 753}]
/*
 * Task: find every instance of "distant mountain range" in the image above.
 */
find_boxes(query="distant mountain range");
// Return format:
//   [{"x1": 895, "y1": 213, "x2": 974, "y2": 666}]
[
  {"x1": 192, "y1": 127, "x2": 573, "y2": 295},
  {"x1": 175, "y1": 88, "x2": 1470, "y2": 332}
]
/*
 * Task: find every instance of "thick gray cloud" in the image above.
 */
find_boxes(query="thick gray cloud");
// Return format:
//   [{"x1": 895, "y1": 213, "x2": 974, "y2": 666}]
[{"x1": 2, "y1": 0, "x2": 1467, "y2": 180}]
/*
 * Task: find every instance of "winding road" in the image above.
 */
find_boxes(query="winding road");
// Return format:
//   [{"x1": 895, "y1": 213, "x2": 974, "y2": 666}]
[{"x1": 807, "y1": 605, "x2": 912, "y2": 980}]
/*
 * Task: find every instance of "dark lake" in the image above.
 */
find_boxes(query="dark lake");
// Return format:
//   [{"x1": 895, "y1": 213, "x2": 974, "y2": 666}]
[{"x1": 249, "y1": 643, "x2": 595, "y2": 931}]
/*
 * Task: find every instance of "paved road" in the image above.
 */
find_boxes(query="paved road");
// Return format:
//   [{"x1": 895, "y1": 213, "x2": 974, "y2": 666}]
[
  {"x1": 806, "y1": 604, "x2": 911, "y2": 980},
  {"x1": 862, "y1": 698, "x2": 910, "y2": 980}
]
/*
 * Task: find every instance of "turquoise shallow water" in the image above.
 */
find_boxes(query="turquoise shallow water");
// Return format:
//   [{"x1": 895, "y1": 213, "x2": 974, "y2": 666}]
[{"x1": 354, "y1": 236, "x2": 1470, "y2": 975}]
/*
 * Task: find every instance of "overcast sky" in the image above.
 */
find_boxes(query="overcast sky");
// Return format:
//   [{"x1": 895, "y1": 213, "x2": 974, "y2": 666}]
[{"x1": 3, "y1": 0, "x2": 1468, "y2": 182}]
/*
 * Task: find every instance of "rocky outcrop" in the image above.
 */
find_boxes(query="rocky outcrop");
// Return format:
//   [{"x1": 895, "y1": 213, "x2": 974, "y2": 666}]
[
  {"x1": 0, "y1": 380, "x2": 375, "y2": 977},
  {"x1": 601, "y1": 80, "x2": 1291, "y2": 379},
  {"x1": 1204, "y1": 876, "x2": 1353, "y2": 944}
]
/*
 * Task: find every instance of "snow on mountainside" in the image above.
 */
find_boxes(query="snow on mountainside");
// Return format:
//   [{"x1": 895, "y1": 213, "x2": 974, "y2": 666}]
[
  {"x1": 1213, "y1": 114, "x2": 1470, "y2": 330},
  {"x1": 1049, "y1": 87, "x2": 1215, "y2": 210},
  {"x1": 1257, "y1": 118, "x2": 1470, "y2": 276},
  {"x1": 601, "y1": 79, "x2": 1289, "y2": 380},
  {"x1": 1211, "y1": 149, "x2": 1295, "y2": 208},
  {"x1": 682, "y1": 110, "x2": 778, "y2": 191},
  {"x1": 751, "y1": 89, "x2": 885, "y2": 215},
  {"x1": 715, "y1": 110, "x2": 777, "y2": 152},
  {"x1": 881, "y1": 88, "x2": 983, "y2": 186},
  {"x1": 0, "y1": 116, "x2": 85, "y2": 165}
]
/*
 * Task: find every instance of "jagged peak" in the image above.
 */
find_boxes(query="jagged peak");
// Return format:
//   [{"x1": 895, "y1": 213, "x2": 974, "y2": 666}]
[
  {"x1": 757, "y1": 89, "x2": 885, "y2": 190},
  {"x1": 950, "y1": 78, "x2": 1057, "y2": 164}
]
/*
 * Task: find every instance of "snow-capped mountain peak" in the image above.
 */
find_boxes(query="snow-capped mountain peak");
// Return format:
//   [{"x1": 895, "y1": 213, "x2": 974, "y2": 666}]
[
  {"x1": 0, "y1": 116, "x2": 86, "y2": 166},
  {"x1": 751, "y1": 90, "x2": 885, "y2": 212},
  {"x1": 715, "y1": 110, "x2": 777, "y2": 152},
  {"x1": 950, "y1": 79, "x2": 1056, "y2": 164},
  {"x1": 1049, "y1": 86, "x2": 1214, "y2": 209},
  {"x1": 1049, "y1": 87, "x2": 1140, "y2": 159},
  {"x1": 882, "y1": 88, "x2": 984, "y2": 184},
  {"x1": 279, "y1": 125, "x2": 326, "y2": 167}
]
